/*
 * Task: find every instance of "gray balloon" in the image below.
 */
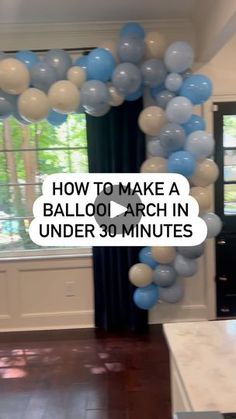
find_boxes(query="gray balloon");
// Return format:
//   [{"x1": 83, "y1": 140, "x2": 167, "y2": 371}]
[
  {"x1": 30, "y1": 62, "x2": 58, "y2": 92},
  {"x1": 117, "y1": 36, "x2": 145, "y2": 64},
  {"x1": 173, "y1": 254, "x2": 197, "y2": 277},
  {"x1": 159, "y1": 282, "x2": 184, "y2": 303},
  {"x1": 44, "y1": 49, "x2": 72, "y2": 79},
  {"x1": 141, "y1": 58, "x2": 167, "y2": 88},
  {"x1": 147, "y1": 137, "x2": 168, "y2": 158},
  {"x1": 85, "y1": 104, "x2": 110, "y2": 117},
  {"x1": 153, "y1": 264, "x2": 177, "y2": 287},
  {"x1": 159, "y1": 122, "x2": 186, "y2": 152},
  {"x1": 112, "y1": 63, "x2": 141, "y2": 95},
  {"x1": 201, "y1": 212, "x2": 222, "y2": 238},
  {"x1": 177, "y1": 243, "x2": 205, "y2": 259},
  {"x1": 155, "y1": 90, "x2": 175, "y2": 109},
  {"x1": 81, "y1": 80, "x2": 109, "y2": 110}
]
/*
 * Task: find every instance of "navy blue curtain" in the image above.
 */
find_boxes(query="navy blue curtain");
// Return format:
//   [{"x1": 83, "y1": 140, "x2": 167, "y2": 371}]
[{"x1": 86, "y1": 98, "x2": 147, "y2": 332}]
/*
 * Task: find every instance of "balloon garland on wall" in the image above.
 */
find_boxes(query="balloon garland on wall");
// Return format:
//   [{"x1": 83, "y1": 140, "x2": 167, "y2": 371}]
[{"x1": 0, "y1": 22, "x2": 222, "y2": 310}]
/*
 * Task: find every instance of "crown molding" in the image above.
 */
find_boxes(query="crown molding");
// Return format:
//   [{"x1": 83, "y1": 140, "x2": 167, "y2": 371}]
[{"x1": 0, "y1": 18, "x2": 195, "y2": 51}]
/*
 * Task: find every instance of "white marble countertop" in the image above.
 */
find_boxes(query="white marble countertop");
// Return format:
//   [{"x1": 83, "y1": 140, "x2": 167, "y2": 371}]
[{"x1": 164, "y1": 320, "x2": 236, "y2": 413}]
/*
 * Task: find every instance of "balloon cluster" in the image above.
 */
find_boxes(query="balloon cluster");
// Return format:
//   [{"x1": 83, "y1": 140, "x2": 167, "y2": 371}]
[{"x1": 0, "y1": 22, "x2": 222, "y2": 310}]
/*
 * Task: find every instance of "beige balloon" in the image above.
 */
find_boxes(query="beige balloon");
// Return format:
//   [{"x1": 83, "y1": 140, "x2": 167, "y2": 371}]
[
  {"x1": 140, "y1": 156, "x2": 167, "y2": 173},
  {"x1": 129, "y1": 263, "x2": 153, "y2": 287},
  {"x1": 151, "y1": 247, "x2": 176, "y2": 264},
  {"x1": 138, "y1": 106, "x2": 166, "y2": 136},
  {"x1": 0, "y1": 58, "x2": 30, "y2": 95},
  {"x1": 190, "y1": 159, "x2": 219, "y2": 187},
  {"x1": 145, "y1": 31, "x2": 167, "y2": 59},
  {"x1": 67, "y1": 66, "x2": 86, "y2": 88},
  {"x1": 18, "y1": 88, "x2": 49, "y2": 122},
  {"x1": 48, "y1": 80, "x2": 80, "y2": 114},
  {"x1": 108, "y1": 83, "x2": 124, "y2": 107},
  {"x1": 190, "y1": 186, "x2": 211, "y2": 213},
  {"x1": 99, "y1": 40, "x2": 119, "y2": 62}
]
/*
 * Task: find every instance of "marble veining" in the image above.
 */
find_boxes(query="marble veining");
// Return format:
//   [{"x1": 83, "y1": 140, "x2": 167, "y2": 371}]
[{"x1": 164, "y1": 320, "x2": 236, "y2": 412}]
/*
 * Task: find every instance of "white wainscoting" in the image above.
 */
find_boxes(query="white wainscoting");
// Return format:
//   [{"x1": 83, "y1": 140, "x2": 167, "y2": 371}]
[{"x1": 0, "y1": 255, "x2": 94, "y2": 331}]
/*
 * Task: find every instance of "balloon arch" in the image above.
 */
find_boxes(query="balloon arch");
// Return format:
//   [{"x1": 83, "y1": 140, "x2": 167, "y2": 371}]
[{"x1": 0, "y1": 22, "x2": 222, "y2": 310}]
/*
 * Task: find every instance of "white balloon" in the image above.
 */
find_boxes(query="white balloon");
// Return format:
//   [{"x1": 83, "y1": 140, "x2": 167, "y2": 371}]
[
  {"x1": 190, "y1": 186, "x2": 211, "y2": 213},
  {"x1": 138, "y1": 106, "x2": 166, "y2": 136},
  {"x1": 190, "y1": 159, "x2": 219, "y2": 187},
  {"x1": 152, "y1": 246, "x2": 176, "y2": 264},
  {"x1": 18, "y1": 88, "x2": 49, "y2": 122},
  {"x1": 140, "y1": 156, "x2": 167, "y2": 173},
  {"x1": 67, "y1": 66, "x2": 86, "y2": 88},
  {"x1": 0, "y1": 58, "x2": 30, "y2": 94},
  {"x1": 129, "y1": 263, "x2": 153, "y2": 287},
  {"x1": 145, "y1": 31, "x2": 167, "y2": 59},
  {"x1": 48, "y1": 80, "x2": 80, "y2": 114}
]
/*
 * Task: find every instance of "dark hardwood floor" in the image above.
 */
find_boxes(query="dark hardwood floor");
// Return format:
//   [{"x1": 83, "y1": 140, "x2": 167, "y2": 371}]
[{"x1": 0, "y1": 326, "x2": 171, "y2": 419}]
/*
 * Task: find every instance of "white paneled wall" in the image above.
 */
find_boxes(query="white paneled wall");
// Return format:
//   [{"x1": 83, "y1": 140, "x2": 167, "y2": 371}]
[{"x1": 0, "y1": 256, "x2": 94, "y2": 331}]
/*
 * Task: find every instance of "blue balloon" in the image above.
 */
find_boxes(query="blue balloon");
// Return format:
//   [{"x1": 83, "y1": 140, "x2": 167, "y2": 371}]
[
  {"x1": 185, "y1": 130, "x2": 214, "y2": 159},
  {"x1": 147, "y1": 137, "x2": 169, "y2": 158},
  {"x1": 139, "y1": 247, "x2": 158, "y2": 269},
  {"x1": 47, "y1": 109, "x2": 67, "y2": 126},
  {"x1": 150, "y1": 83, "x2": 165, "y2": 100},
  {"x1": 133, "y1": 284, "x2": 159, "y2": 310},
  {"x1": 120, "y1": 22, "x2": 145, "y2": 39},
  {"x1": 167, "y1": 150, "x2": 196, "y2": 177},
  {"x1": 165, "y1": 72, "x2": 183, "y2": 92},
  {"x1": 173, "y1": 254, "x2": 198, "y2": 277},
  {"x1": 165, "y1": 96, "x2": 193, "y2": 124},
  {"x1": 74, "y1": 55, "x2": 88, "y2": 72},
  {"x1": 117, "y1": 36, "x2": 145, "y2": 64},
  {"x1": 153, "y1": 265, "x2": 176, "y2": 287},
  {"x1": 164, "y1": 42, "x2": 194, "y2": 73},
  {"x1": 125, "y1": 85, "x2": 143, "y2": 101},
  {"x1": 159, "y1": 123, "x2": 186, "y2": 153},
  {"x1": 15, "y1": 50, "x2": 39, "y2": 70},
  {"x1": 141, "y1": 58, "x2": 167, "y2": 88},
  {"x1": 81, "y1": 80, "x2": 109, "y2": 111},
  {"x1": 180, "y1": 74, "x2": 213, "y2": 105},
  {"x1": 30, "y1": 62, "x2": 58, "y2": 92},
  {"x1": 87, "y1": 48, "x2": 115, "y2": 82},
  {"x1": 112, "y1": 63, "x2": 141, "y2": 95},
  {"x1": 181, "y1": 114, "x2": 206, "y2": 135},
  {"x1": 0, "y1": 90, "x2": 13, "y2": 119},
  {"x1": 155, "y1": 90, "x2": 175, "y2": 109},
  {"x1": 44, "y1": 49, "x2": 72, "y2": 79}
]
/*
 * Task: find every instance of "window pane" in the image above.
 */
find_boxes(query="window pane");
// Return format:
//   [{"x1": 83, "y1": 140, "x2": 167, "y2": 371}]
[
  {"x1": 224, "y1": 150, "x2": 236, "y2": 181},
  {"x1": 223, "y1": 115, "x2": 236, "y2": 147},
  {"x1": 0, "y1": 113, "x2": 88, "y2": 253},
  {"x1": 224, "y1": 184, "x2": 236, "y2": 215}
]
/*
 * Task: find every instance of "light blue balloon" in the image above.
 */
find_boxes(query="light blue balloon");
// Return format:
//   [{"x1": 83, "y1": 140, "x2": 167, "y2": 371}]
[
  {"x1": 174, "y1": 254, "x2": 198, "y2": 277},
  {"x1": 141, "y1": 58, "x2": 167, "y2": 88},
  {"x1": 159, "y1": 123, "x2": 186, "y2": 153},
  {"x1": 201, "y1": 212, "x2": 222, "y2": 238},
  {"x1": 177, "y1": 243, "x2": 205, "y2": 259},
  {"x1": 164, "y1": 42, "x2": 194, "y2": 73},
  {"x1": 15, "y1": 50, "x2": 39, "y2": 70},
  {"x1": 181, "y1": 114, "x2": 206, "y2": 135},
  {"x1": 47, "y1": 109, "x2": 67, "y2": 126},
  {"x1": 185, "y1": 130, "x2": 214, "y2": 159},
  {"x1": 150, "y1": 83, "x2": 165, "y2": 100},
  {"x1": 85, "y1": 104, "x2": 110, "y2": 117},
  {"x1": 87, "y1": 48, "x2": 115, "y2": 82},
  {"x1": 30, "y1": 62, "x2": 58, "y2": 92},
  {"x1": 153, "y1": 265, "x2": 176, "y2": 287},
  {"x1": 180, "y1": 74, "x2": 212, "y2": 105},
  {"x1": 112, "y1": 63, "x2": 141, "y2": 95},
  {"x1": 147, "y1": 137, "x2": 168, "y2": 158},
  {"x1": 44, "y1": 49, "x2": 72, "y2": 79},
  {"x1": 155, "y1": 90, "x2": 175, "y2": 109},
  {"x1": 81, "y1": 80, "x2": 109, "y2": 111},
  {"x1": 125, "y1": 85, "x2": 143, "y2": 101},
  {"x1": 74, "y1": 55, "x2": 88, "y2": 73},
  {"x1": 139, "y1": 246, "x2": 158, "y2": 269},
  {"x1": 117, "y1": 36, "x2": 145, "y2": 64},
  {"x1": 165, "y1": 96, "x2": 193, "y2": 124},
  {"x1": 133, "y1": 284, "x2": 159, "y2": 310},
  {"x1": 159, "y1": 282, "x2": 184, "y2": 303},
  {"x1": 165, "y1": 72, "x2": 183, "y2": 92},
  {"x1": 0, "y1": 91, "x2": 13, "y2": 119},
  {"x1": 120, "y1": 22, "x2": 145, "y2": 39},
  {"x1": 167, "y1": 150, "x2": 196, "y2": 177}
]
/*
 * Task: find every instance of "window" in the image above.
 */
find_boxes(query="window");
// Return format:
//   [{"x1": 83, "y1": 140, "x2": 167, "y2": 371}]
[
  {"x1": 0, "y1": 114, "x2": 88, "y2": 255},
  {"x1": 223, "y1": 115, "x2": 236, "y2": 215}
]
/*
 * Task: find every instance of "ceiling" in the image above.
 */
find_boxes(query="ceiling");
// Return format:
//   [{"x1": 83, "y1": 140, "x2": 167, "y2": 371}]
[{"x1": 0, "y1": 0, "x2": 197, "y2": 24}]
